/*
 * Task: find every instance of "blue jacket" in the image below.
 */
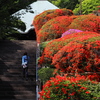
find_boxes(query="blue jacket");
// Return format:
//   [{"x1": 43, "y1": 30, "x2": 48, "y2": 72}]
[{"x1": 22, "y1": 55, "x2": 30, "y2": 65}]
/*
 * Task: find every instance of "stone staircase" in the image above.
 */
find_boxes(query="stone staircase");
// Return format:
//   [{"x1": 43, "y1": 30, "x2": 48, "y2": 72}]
[{"x1": 0, "y1": 40, "x2": 37, "y2": 100}]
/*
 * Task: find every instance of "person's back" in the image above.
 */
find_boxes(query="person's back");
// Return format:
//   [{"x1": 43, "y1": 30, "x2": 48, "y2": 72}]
[
  {"x1": 22, "y1": 52, "x2": 30, "y2": 80},
  {"x1": 22, "y1": 54, "x2": 30, "y2": 65}
]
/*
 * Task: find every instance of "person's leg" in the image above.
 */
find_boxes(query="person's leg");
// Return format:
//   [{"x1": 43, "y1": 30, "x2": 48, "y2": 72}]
[
  {"x1": 23, "y1": 68, "x2": 25, "y2": 79},
  {"x1": 25, "y1": 67, "x2": 28, "y2": 79}
]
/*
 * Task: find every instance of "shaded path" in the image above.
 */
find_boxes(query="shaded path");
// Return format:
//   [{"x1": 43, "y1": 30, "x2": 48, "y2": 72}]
[{"x1": 0, "y1": 40, "x2": 36, "y2": 100}]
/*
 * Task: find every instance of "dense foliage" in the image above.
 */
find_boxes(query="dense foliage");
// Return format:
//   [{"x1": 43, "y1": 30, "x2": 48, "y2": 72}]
[
  {"x1": 39, "y1": 32, "x2": 99, "y2": 66},
  {"x1": 37, "y1": 16, "x2": 73, "y2": 43},
  {"x1": 38, "y1": 67, "x2": 55, "y2": 84},
  {"x1": 39, "y1": 75, "x2": 100, "y2": 100},
  {"x1": 48, "y1": 0, "x2": 79, "y2": 10},
  {"x1": 52, "y1": 37, "x2": 100, "y2": 74},
  {"x1": 33, "y1": 8, "x2": 73, "y2": 33},
  {"x1": 49, "y1": 0, "x2": 100, "y2": 15},
  {"x1": 35, "y1": 7, "x2": 100, "y2": 99},
  {"x1": 73, "y1": 0, "x2": 100, "y2": 14},
  {"x1": 68, "y1": 15, "x2": 100, "y2": 33},
  {"x1": 0, "y1": 0, "x2": 36, "y2": 39}
]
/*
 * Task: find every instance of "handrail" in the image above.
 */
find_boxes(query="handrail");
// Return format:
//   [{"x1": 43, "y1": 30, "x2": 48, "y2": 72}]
[{"x1": 36, "y1": 42, "x2": 41, "y2": 100}]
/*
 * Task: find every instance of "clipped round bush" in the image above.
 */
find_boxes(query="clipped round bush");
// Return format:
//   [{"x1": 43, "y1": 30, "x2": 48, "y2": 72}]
[
  {"x1": 70, "y1": 15, "x2": 80, "y2": 19},
  {"x1": 37, "y1": 16, "x2": 73, "y2": 43},
  {"x1": 52, "y1": 37, "x2": 100, "y2": 74},
  {"x1": 68, "y1": 15, "x2": 100, "y2": 33},
  {"x1": 39, "y1": 32, "x2": 99, "y2": 66},
  {"x1": 39, "y1": 75, "x2": 100, "y2": 100},
  {"x1": 38, "y1": 67, "x2": 55, "y2": 84},
  {"x1": 33, "y1": 8, "x2": 73, "y2": 33}
]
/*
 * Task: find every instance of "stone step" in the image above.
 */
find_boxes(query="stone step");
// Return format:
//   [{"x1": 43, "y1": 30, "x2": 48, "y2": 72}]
[
  {"x1": 0, "y1": 80, "x2": 36, "y2": 85},
  {"x1": 0, "y1": 75, "x2": 36, "y2": 82},
  {"x1": 0, "y1": 71, "x2": 36, "y2": 75},
  {"x1": 0, "y1": 86, "x2": 36, "y2": 91},
  {"x1": 0, "y1": 59, "x2": 36, "y2": 64},
  {"x1": 6, "y1": 69, "x2": 36, "y2": 73},
  {"x1": 0, "y1": 41, "x2": 36, "y2": 46},
  {"x1": 0, "y1": 94, "x2": 36, "y2": 100},
  {"x1": 0, "y1": 90, "x2": 35, "y2": 95},
  {"x1": 0, "y1": 81, "x2": 36, "y2": 86},
  {"x1": 2, "y1": 72, "x2": 36, "y2": 77},
  {"x1": 0, "y1": 81, "x2": 36, "y2": 91},
  {"x1": 0, "y1": 65, "x2": 36, "y2": 69},
  {"x1": 0, "y1": 55, "x2": 36, "y2": 59},
  {"x1": 1, "y1": 97, "x2": 36, "y2": 100}
]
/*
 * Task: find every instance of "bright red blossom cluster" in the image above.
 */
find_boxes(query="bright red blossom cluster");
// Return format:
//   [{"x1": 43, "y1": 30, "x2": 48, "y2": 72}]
[
  {"x1": 39, "y1": 75, "x2": 99, "y2": 100},
  {"x1": 34, "y1": 9, "x2": 100, "y2": 99},
  {"x1": 68, "y1": 15, "x2": 100, "y2": 33},
  {"x1": 37, "y1": 16, "x2": 73, "y2": 43},
  {"x1": 39, "y1": 32, "x2": 99, "y2": 65},
  {"x1": 33, "y1": 8, "x2": 73, "y2": 33},
  {"x1": 52, "y1": 39, "x2": 100, "y2": 81}
]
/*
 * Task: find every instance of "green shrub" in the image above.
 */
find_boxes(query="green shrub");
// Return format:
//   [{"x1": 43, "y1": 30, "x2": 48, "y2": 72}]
[
  {"x1": 38, "y1": 67, "x2": 55, "y2": 84},
  {"x1": 40, "y1": 40, "x2": 51, "y2": 55}
]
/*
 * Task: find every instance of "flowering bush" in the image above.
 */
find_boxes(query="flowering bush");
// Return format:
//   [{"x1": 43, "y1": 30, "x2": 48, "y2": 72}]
[
  {"x1": 40, "y1": 41, "x2": 51, "y2": 55},
  {"x1": 39, "y1": 32, "x2": 99, "y2": 66},
  {"x1": 39, "y1": 75, "x2": 100, "y2": 100},
  {"x1": 86, "y1": 73, "x2": 100, "y2": 82},
  {"x1": 61, "y1": 29, "x2": 83, "y2": 37},
  {"x1": 37, "y1": 16, "x2": 73, "y2": 43},
  {"x1": 33, "y1": 8, "x2": 73, "y2": 33},
  {"x1": 69, "y1": 15, "x2": 80, "y2": 19},
  {"x1": 52, "y1": 39, "x2": 100, "y2": 81},
  {"x1": 68, "y1": 15, "x2": 100, "y2": 33}
]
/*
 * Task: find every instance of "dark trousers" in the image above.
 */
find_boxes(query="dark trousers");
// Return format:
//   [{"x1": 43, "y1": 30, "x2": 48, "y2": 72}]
[{"x1": 23, "y1": 67, "x2": 28, "y2": 78}]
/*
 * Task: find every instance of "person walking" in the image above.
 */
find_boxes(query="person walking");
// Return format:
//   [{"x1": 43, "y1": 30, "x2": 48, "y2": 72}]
[{"x1": 22, "y1": 52, "x2": 30, "y2": 80}]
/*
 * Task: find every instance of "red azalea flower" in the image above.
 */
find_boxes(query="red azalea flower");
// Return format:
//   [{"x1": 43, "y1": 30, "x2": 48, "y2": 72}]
[
  {"x1": 85, "y1": 91, "x2": 90, "y2": 94},
  {"x1": 69, "y1": 92, "x2": 76, "y2": 96}
]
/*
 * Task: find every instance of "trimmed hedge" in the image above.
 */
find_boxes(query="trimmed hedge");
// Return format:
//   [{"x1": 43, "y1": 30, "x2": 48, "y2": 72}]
[
  {"x1": 33, "y1": 8, "x2": 73, "y2": 33},
  {"x1": 68, "y1": 15, "x2": 100, "y2": 33},
  {"x1": 39, "y1": 75, "x2": 100, "y2": 100},
  {"x1": 37, "y1": 16, "x2": 73, "y2": 43},
  {"x1": 39, "y1": 32, "x2": 99, "y2": 66},
  {"x1": 52, "y1": 39, "x2": 100, "y2": 74}
]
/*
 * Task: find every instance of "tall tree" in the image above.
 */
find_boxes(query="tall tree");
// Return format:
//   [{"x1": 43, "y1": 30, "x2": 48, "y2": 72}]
[
  {"x1": 73, "y1": 0, "x2": 100, "y2": 14},
  {"x1": 48, "y1": 0, "x2": 79, "y2": 10},
  {"x1": 0, "y1": 0, "x2": 36, "y2": 39}
]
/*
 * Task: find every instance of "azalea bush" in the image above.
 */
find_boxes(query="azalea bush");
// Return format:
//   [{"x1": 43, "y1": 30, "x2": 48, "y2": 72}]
[
  {"x1": 70, "y1": 15, "x2": 79, "y2": 19},
  {"x1": 38, "y1": 32, "x2": 99, "y2": 66},
  {"x1": 40, "y1": 41, "x2": 51, "y2": 55},
  {"x1": 85, "y1": 73, "x2": 100, "y2": 82},
  {"x1": 37, "y1": 16, "x2": 73, "y2": 43},
  {"x1": 52, "y1": 39, "x2": 100, "y2": 81},
  {"x1": 33, "y1": 8, "x2": 73, "y2": 33},
  {"x1": 39, "y1": 75, "x2": 100, "y2": 100},
  {"x1": 68, "y1": 15, "x2": 100, "y2": 33}
]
